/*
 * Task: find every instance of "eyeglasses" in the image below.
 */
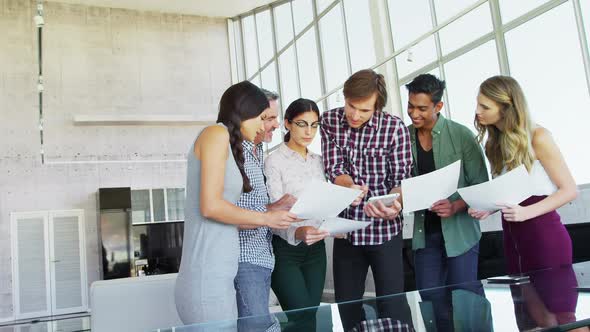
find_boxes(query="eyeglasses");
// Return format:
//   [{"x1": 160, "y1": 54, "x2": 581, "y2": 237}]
[{"x1": 290, "y1": 120, "x2": 320, "y2": 129}]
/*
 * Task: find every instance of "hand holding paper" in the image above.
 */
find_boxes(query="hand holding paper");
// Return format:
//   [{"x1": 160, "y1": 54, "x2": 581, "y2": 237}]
[
  {"x1": 458, "y1": 165, "x2": 533, "y2": 212},
  {"x1": 318, "y1": 217, "x2": 372, "y2": 235},
  {"x1": 290, "y1": 181, "x2": 361, "y2": 219},
  {"x1": 401, "y1": 160, "x2": 461, "y2": 213},
  {"x1": 289, "y1": 181, "x2": 370, "y2": 235}
]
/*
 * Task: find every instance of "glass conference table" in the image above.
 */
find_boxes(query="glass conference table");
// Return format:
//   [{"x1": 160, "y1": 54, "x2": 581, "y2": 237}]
[
  {"x1": 159, "y1": 262, "x2": 590, "y2": 332},
  {"x1": 3, "y1": 262, "x2": 590, "y2": 332}
]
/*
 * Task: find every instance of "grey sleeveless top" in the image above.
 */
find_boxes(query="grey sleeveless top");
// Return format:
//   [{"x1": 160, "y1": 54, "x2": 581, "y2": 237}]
[{"x1": 175, "y1": 123, "x2": 243, "y2": 324}]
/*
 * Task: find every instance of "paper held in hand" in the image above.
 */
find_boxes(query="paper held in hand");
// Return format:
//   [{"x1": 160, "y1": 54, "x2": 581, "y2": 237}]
[
  {"x1": 401, "y1": 160, "x2": 462, "y2": 213},
  {"x1": 290, "y1": 180, "x2": 361, "y2": 219},
  {"x1": 458, "y1": 165, "x2": 533, "y2": 212},
  {"x1": 318, "y1": 217, "x2": 372, "y2": 235},
  {"x1": 289, "y1": 181, "x2": 370, "y2": 234}
]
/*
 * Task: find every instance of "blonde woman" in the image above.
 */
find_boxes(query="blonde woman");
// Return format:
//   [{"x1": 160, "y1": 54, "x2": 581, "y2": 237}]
[{"x1": 469, "y1": 75, "x2": 577, "y2": 275}]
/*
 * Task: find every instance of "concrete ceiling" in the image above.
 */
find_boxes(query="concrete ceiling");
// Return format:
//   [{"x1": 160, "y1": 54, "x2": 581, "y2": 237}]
[{"x1": 47, "y1": 0, "x2": 276, "y2": 18}]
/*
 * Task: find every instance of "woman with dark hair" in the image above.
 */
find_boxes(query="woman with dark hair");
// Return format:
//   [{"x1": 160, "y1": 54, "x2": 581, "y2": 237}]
[
  {"x1": 175, "y1": 81, "x2": 298, "y2": 325},
  {"x1": 264, "y1": 98, "x2": 330, "y2": 331}
]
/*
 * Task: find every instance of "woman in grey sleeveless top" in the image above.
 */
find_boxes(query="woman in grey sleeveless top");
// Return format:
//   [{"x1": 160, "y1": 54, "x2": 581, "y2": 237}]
[{"x1": 175, "y1": 81, "x2": 298, "y2": 325}]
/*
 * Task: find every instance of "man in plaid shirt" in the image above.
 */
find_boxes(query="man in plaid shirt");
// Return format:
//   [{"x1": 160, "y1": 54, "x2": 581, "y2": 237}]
[{"x1": 321, "y1": 69, "x2": 413, "y2": 331}]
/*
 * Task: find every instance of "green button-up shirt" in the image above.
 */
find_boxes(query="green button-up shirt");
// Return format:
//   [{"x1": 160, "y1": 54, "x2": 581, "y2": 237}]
[{"x1": 409, "y1": 115, "x2": 489, "y2": 257}]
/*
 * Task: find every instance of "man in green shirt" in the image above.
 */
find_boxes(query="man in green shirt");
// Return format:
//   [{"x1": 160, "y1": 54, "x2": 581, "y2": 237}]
[{"x1": 406, "y1": 74, "x2": 489, "y2": 330}]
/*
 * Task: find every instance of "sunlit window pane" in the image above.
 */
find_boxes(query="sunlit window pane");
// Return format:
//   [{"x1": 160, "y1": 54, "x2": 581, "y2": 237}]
[
  {"x1": 242, "y1": 15, "x2": 259, "y2": 78},
  {"x1": 293, "y1": 0, "x2": 313, "y2": 35},
  {"x1": 233, "y1": 20, "x2": 246, "y2": 81},
  {"x1": 261, "y1": 62, "x2": 278, "y2": 93},
  {"x1": 499, "y1": 0, "x2": 551, "y2": 24},
  {"x1": 444, "y1": 41, "x2": 500, "y2": 132},
  {"x1": 319, "y1": 3, "x2": 349, "y2": 92},
  {"x1": 433, "y1": 0, "x2": 479, "y2": 23},
  {"x1": 278, "y1": 46, "x2": 300, "y2": 111},
  {"x1": 296, "y1": 29, "x2": 323, "y2": 101},
  {"x1": 582, "y1": 0, "x2": 590, "y2": 49},
  {"x1": 388, "y1": 0, "x2": 432, "y2": 50},
  {"x1": 395, "y1": 35, "x2": 437, "y2": 79},
  {"x1": 274, "y1": 3, "x2": 294, "y2": 52},
  {"x1": 343, "y1": 0, "x2": 377, "y2": 72},
  {"x1": 316, "y1": 0, "x2": 336, "y2": 14},
  {"x1": 505, "y1": 2, "x2": 590, "y2": 184},
  {"x1": 255, "y1": 10, "x2": 274, "y2": 66},
  {"x1": 249, "y1": 74, "x2": 261, "y2": 87},
  {"x1": 327, "y1": 88, "x2": 344, "y2": 110},
  {"x1": 439, "y1": 3, "x2": 493, "y2": 55}
]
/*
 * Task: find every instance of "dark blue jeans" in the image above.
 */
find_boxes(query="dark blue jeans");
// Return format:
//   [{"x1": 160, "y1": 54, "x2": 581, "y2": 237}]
[
  {"x1": 414, "y1": 232, "x2": 479, "y2": 332},
  {"x1": 414, "y1": 232, "x2": 479, "y2": 289}
]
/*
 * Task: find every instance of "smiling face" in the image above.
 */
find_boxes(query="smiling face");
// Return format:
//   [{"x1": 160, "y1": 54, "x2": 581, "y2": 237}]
[
  {"x1": 475, "y1": 93, "x2": 503, "y2": 127},
  {"x1": 240, "y1": 109, "x2": 267, "y2": 142},
  {"x1": 259, "y1": 99, "x2": 280, "y2": 143},
  {"x1": 344, "y1": 93, "x2": 377, "y2": 128},
  {"x1": 407, "y1": 92, "x2": 443, "y2": 129},
  {"x1": 285, "y1": 111, "x2": 320, "y2": 148}
]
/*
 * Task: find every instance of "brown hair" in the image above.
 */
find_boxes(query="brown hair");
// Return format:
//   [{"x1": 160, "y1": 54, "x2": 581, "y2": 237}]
[{"x1": 343, "y1": 69, "x2": 388, "y2": 111}]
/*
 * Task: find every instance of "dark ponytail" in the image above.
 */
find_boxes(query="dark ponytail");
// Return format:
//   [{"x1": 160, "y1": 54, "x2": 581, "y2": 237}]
[
  {"x1": 217, "y1": 81, "x2": 269, "y2": 192},
  {"x1": 283, "y1": 98, "x2": 320, "y2": 142}
]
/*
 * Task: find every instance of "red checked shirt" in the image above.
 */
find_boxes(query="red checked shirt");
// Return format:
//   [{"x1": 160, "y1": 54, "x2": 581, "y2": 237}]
[{"x1": 320, "y1": 107, "x2": 413, "y2": 246}]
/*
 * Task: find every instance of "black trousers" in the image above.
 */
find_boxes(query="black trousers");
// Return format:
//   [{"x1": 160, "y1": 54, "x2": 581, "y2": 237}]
[{"x1": 333, "y1": 233, "x2": 412, "y2": 331}]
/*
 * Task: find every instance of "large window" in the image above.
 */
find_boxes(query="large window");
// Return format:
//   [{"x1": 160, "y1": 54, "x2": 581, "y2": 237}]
[
  {"x1": 388, "y1": 0, "x2": 432, "y2": 50},
  {"x1": 343, "y1": 0, "x2": 377, "y2": 72},
  {"x1": 505, "y1": 1, "x2": 590, "y2": 184},
  {"x1": 255, "y1": 10, "x2": 274, "y2": 66},
  {"x1": 443, "y1": 41, "x2": 500, "y2": 132},
  {"x1": 278, "y1": 46, "x2": 300, "y2": 111},
  {"x1": 319, "y1": 3, "x2": 349, "y2": 92},
  {"x1": 499, "y1": 0, "x2": 551, "y2": 23},
  {"x1": 583, "y1": 0, "x2": 590, "y2": 48},
  {"x1": 242, "y1": 15, "x2": 259, "y2": 78},
  {"x1": 438, "y1": 2, "x2": 493, "y2": 55},
  {"x1": 273, "y1": 3, "x2": 294, "y2": 51},
  {"x1": 230, "y1": 0, "x2": 590, "y2": 183},
  {"x1": 297, "y1": 29, "x2": 322, "y2": 101},
  {"x1": 396, "y1": 35, "x2": 437, "y2": 80}
]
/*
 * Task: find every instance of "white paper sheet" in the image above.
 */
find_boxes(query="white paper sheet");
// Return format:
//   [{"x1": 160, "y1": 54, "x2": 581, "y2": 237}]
[
  {"x1": 290, "y1": 181, "x2": 361, "y2": 219},
  {"x1": 318, "y1": 217, "x2": 371, "y2": 235},
  {"x1": 458, "y1": 165, "x2": 533, "y2": 212},
  {"x1": 401, "y1": 160, "x2": 462, "y2": 213}
]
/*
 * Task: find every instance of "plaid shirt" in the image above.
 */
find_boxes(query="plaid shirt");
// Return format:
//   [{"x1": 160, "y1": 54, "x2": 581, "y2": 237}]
[
  {"x1": 351, "y1": 318, "x2": 414, "y2": 332},
  {"x1": 321, "y1": 107, "x2": 413, "y2": 246},
  {"x1": 236, "y1": 141, "x2": 274, "y2": 270}
]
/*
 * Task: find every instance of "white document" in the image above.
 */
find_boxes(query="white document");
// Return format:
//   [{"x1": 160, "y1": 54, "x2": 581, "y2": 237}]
[
  {"x1": 319, "y1": 217, "x2": 371, "y2": 235},
  {"x1": 401, "y1": 160, "x2": 462, "y2": 213},
  {"x1": 290, "y1": 181, "x2": 361, "y2": 220},
  {"x1": 458, "y1": 165, "x2": 533, "y2": 212}
]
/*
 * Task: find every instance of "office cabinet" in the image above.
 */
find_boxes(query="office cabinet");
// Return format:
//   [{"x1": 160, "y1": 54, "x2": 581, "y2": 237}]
[{"x1": 10, "y1": 210, "x2": 88, "y2": 319}]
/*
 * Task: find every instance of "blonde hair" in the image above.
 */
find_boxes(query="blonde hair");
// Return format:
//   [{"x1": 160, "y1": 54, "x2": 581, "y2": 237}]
[{"x1": 475, "y1": 75, "x2": 535, "y2": 176}]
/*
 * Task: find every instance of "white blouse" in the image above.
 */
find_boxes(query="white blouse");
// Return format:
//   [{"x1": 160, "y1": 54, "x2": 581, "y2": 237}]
[
  {"x1": 529, "y1": 160, "x2": 558, "y2": 195},
  {"x1": 264, "y1": 143, "x2": 326, "y2": 245}
]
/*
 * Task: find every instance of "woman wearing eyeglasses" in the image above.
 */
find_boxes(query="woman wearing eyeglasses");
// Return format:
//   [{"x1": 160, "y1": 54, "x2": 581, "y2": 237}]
[{"x1": 264, "y1": 98, "x2": 330, "y2": 331}]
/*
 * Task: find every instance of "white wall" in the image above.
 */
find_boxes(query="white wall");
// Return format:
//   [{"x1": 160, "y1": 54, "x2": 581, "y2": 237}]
[{"x1": 0, "y1": 0, "x2": 231, "y2": 319}]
